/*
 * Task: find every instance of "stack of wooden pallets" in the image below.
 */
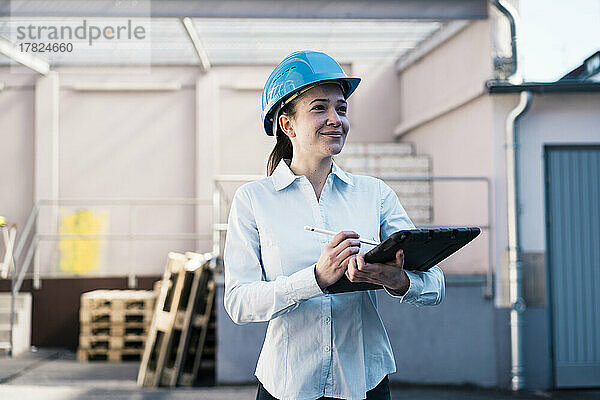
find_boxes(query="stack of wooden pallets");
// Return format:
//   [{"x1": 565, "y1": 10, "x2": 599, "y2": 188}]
[
  {"x1": 78, "y1": 290, "x2": 156, "y2": 362},
  {"x1": 137, "y1": 251, "x2": 216, "y2": 387}
]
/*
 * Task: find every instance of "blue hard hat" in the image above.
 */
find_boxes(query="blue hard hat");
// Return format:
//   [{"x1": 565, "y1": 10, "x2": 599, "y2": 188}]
[{"x1": 261, "y1": 50, "x2": 361, "y2": 136}]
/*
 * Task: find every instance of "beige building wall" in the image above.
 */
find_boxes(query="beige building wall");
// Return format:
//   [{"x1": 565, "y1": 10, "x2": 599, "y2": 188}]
[
  {"x1": 347, "y1": 59, "x2": 403, "y2": 142},
  {"x1": 2, "y1": 66, "x2": 204, "y2": 278},
  {"x1": 0, "y1": 69, "x2": 36, "y2": 241},
  {"x1": 396, "y1": 20, "x2": 497, "y2": 277}
]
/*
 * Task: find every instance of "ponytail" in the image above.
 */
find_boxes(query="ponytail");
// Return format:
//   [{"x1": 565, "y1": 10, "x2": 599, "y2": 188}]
[{"x1": 266, "y1": 101, "x2": 296, "y2": 176}]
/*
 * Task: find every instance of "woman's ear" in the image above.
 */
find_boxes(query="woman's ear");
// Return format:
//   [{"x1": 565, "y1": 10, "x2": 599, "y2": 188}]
[{"x1": 278, "y1": 114, "x2": 296, "y2": 138}]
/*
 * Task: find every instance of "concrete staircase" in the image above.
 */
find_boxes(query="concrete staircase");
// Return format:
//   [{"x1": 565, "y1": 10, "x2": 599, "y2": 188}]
[
  {"x1": 0, "y1": 293, "x2": 32, "y2": 356},
  {"x1": 334, "y1": 142, "x2": 432, "y2": 224}
]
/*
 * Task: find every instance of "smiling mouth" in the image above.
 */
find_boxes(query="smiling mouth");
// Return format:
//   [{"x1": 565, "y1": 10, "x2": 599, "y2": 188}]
[{"x1": 320, "y1": 132, "x2": 343, "y2": 137}]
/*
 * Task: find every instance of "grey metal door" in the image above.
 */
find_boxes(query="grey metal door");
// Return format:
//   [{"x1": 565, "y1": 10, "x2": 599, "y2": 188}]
[{"x1": 545, "y1": 145, "x2": 600, "y2": 388}]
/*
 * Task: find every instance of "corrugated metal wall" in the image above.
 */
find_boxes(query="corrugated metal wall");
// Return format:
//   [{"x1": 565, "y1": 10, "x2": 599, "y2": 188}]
[{"x1": 545, "y1": 145, "x2": 600, "y2": 388}]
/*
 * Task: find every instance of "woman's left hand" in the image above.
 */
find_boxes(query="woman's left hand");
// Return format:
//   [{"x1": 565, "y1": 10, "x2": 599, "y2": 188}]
[{"x1": 346, "y1": 249, "x2": 409, "y2": 295}]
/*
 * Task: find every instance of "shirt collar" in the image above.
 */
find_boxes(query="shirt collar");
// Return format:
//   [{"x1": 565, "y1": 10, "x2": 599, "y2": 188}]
[
  {"x1": 271, "y1": 158, "x2": 354, "y2": 191},
  {"x1": 331, "y1": 158, "x2": 354, "y2": 187},
  {"x1": 271, "y1": 159, "x2": 300, "y2": 191}
]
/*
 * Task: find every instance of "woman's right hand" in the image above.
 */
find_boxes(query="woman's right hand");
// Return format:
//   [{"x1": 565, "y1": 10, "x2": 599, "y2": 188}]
[{"x1": 314, "y1": 231, "x2": 361, "y2": 290}]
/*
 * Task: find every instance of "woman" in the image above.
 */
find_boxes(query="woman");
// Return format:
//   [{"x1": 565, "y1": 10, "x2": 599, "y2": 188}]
[{"x1": 224, "y1": 50, "x2": 445, "y2": 400}]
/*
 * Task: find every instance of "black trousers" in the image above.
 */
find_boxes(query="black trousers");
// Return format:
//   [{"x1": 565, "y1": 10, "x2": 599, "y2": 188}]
[{"x1": 256, "y1": 375, "x2": 390, "y2": 400}]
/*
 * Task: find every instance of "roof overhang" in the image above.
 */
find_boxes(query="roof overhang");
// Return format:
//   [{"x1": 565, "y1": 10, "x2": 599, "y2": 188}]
[
  {"x1": 0, "y1": 0, "x2": 488, "y2": 68},
  {"x1": 486, "y1": 80, "x2": 600, "y2": 94},
  {"x1": 1, "y1": 0, "x2": 488, "y2": 19}
]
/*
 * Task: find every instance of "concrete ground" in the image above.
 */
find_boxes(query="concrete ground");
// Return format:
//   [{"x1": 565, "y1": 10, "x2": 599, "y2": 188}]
[{"x1": 0, "y1": 349, "x2": 598, "y2": 400}]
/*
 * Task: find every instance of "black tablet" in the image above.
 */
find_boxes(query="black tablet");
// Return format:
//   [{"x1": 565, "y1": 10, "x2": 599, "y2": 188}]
[{"x1": 326, "y1": 227, "x2": 481, "y2": 294}]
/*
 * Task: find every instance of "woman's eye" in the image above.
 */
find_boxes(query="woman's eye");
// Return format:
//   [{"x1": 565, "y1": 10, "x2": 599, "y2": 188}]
[
  {"x1": 338, "y1": 107, "x2": 347, "y2": 114},
  {"x1": 312, "y1": 105, "x2": 325, "y2": 111}
]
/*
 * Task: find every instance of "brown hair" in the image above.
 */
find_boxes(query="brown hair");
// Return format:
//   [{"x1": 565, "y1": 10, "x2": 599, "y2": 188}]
[{"x1": 266, "y1": 100, "x2": 297, "y2": 176}]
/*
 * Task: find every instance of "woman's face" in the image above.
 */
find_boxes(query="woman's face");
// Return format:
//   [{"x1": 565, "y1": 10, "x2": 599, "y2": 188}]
[{"x1": 280, "y1": 83, "x2": 349, "y2": 158}]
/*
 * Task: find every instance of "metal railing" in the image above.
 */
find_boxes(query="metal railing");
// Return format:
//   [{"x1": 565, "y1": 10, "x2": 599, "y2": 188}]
[
  {"x1": 2, "y1": 176, "x2": 493, "y2": 356},
  {"x1": 0, "y1": 223, "x2": 18, "y2": 356},
  {"x1": 212, "y1": 175, "x2": 494, "y2": 299},
  {"x1": 380, "y1": 176, "x2": 493, "y2": 299},
  {"x1": 11, "y1": 198, "x2": 212, "y2": 292},
  {"x1": 9, "y1": 177, "x2": 493, "y2": 293},
  {"x1": 1, "y1": 197, "x2": 213, "y2": 358},
  {"x1": 212, "y1": 175, "x2": 264, "y2": 259}
]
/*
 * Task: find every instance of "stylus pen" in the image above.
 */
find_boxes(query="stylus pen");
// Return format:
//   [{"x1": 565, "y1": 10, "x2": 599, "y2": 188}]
[{"x1": 304, "y1": 226, "x2": 380, "y2": 246}]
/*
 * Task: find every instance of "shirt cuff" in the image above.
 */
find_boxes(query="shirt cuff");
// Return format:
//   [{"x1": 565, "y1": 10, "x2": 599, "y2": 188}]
[
  {"x1": 286, "y1": 263, "x2": 324, "y2": 302},
  {"x1": 384, "y1": 270, "x2": 423, "y2": 302}
]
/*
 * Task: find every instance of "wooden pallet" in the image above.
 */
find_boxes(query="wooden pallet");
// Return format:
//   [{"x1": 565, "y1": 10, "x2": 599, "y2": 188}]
[
  {"x1": 80, "y1": 321, "x2": 150, "y2": 337},
  {"x1": 137, "y1": 252, "x2": 215, "y2": 387},
  {"x1": 79, "y1": 308, "x2": 154, "y2": 324},
  {"x1": 78, "y1": 290, "x2": 156, "y2": 363},
  {"x1": 79, "y1": 334, "x2": 147, "y2": 350},
  {"x1": 153, "y1": 280, "x2": 162, "y2": 295},
  {"x1": 81, "y1": 290, "x2": 156, "y2": 311},
  {"x1": 77, "y1": 347, "x2": 144, "y2": 362},
  {"x1": 177, "y1": 275, "x2": 216, "y2": 386}
]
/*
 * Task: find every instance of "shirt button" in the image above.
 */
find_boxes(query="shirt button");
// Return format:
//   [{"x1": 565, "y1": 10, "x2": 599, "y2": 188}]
[
  {"x1": 323, "y1": 345, "x2": 330, "y2": 352},
  {"x1": 325, "y1": 317, "x2": 331, "y2": 324}
]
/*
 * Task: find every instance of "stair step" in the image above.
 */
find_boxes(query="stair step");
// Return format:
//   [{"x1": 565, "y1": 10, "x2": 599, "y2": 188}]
[
  {"x1": 0, "y1": 293, "x2": 31, "y2": 356},
  {"x1": 334, "y1": 155, "x2": 431, "y2": 178},
  {"x1": 341, "y1": 142, "x2": 414, "y2": 156},
  {"x1": 0, "y1": 298, "x2": 28, "y2": 309},
  {"x1": 0, "y1": 312, "x2": 19, "y2": 324},
  {"x1": 343, "y1": 168, "x2": 430, "y2": 177},
  {"x1": 336, "y1": 155, "x2": 429, "y2": 169},
  {"x1": 0, "y1": 293, "x2": 31, "y2": 309},
  {"x1": 403, "y1": 208, "x2": 432, "y2": 223},
  {"x1": 387, "y1": 181, "x2": 432, "y2": 194},
  {"x1": 397, "y1": 196, "x2": 433, "y2": 207}
]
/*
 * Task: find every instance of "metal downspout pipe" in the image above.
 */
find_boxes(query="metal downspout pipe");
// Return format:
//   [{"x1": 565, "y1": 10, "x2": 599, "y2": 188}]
[
  {"x1": 505, "y1": 90, "x2": 530, "y2": 391},
  {"x1": 491, "y1": 0, "x2": 532, "y2": 391}
]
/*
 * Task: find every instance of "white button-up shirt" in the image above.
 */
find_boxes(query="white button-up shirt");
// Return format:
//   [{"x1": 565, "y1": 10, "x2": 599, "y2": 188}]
[{"x1": 224, "y1": 158, "x2": 445, "y2": 400}]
